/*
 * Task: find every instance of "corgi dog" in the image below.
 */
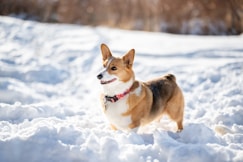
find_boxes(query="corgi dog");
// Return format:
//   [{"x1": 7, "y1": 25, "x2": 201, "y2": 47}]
[{"x1": 97, "y1": 44, "x2": 184, "y2": 132}]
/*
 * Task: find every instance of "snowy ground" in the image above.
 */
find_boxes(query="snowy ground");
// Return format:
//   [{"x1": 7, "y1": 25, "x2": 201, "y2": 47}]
[{"x1": 0, "y1": 16, "x2": 243, "y2": 162}]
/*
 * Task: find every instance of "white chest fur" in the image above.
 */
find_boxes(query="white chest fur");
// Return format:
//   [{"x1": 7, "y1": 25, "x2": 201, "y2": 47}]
[
  {"x1": 102, "y1": 82, "x2": 143, "y2": 130},
  {"x1": 104, "y1": 95, "x2": 132, "y2": 130}
]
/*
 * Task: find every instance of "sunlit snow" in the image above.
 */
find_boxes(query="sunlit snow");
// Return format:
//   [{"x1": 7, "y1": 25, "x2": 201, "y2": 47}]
[{"x1": 0, "y1": 16, "x2": 243, "y2": 162}]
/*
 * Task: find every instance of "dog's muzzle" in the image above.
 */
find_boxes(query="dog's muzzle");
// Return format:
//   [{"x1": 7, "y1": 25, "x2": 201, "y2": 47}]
[{"x1": 97, "y1": 73, "x2": 117, "y2": 84}]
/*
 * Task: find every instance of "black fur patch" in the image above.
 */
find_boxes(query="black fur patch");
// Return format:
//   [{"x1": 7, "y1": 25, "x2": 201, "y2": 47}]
[{"x1": 146, "y1": 75, "x2": 176, "y2": 116}]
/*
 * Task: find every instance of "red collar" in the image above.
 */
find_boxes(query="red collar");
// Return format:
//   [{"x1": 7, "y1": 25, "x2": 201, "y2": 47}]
[{"x1": 105, "y1": 87, "x2": 132, "y2": 103}]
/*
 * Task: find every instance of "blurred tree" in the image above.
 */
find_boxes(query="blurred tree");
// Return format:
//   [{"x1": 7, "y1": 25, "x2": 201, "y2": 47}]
[{"x1": 0, "y1": 0, "x2": 242, "y2": 35}]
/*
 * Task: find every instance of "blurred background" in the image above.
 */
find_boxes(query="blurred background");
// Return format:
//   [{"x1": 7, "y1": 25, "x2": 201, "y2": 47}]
[{"x1": 0, "y1": 0, "x2": 243, "y2": 35}]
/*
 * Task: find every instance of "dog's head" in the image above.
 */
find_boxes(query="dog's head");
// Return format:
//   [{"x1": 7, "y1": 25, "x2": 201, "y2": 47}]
[{"x1": 97, "y1": 44, "x2": 135, "y2": 88}]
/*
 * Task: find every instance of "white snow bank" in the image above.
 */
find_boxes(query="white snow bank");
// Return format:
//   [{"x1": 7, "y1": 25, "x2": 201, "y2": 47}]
[{"x1": 0, "y1": 16, "x2": 243, "y2": 162}]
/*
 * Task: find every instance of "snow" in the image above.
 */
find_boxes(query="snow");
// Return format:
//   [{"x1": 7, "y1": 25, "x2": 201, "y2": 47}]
[{"x1": 0, "y1": 16, "x2": 243, "y2": 162}]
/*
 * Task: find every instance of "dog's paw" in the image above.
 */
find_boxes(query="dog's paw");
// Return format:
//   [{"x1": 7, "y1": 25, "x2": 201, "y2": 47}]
[{"x1": 176, "y1": 129, "x2": 183, "y2": 133}]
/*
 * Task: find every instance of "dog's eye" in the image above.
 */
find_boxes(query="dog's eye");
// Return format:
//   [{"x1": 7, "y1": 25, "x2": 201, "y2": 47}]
[{"x1": 111, "y1": 66, "x2": 117, "y2": 71}]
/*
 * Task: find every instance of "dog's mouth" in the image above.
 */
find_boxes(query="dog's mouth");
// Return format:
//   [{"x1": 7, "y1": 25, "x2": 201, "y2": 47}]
[{"x1": 100, "y1": 78, "x2": 117, "y2": 85}]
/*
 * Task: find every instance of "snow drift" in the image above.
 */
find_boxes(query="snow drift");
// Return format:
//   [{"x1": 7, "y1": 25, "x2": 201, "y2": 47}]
[{"x1": 0, "y1": 16, "x2": 243, "y2": 162}]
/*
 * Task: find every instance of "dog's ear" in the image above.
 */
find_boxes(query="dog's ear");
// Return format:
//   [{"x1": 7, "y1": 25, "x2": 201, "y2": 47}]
[
  {"x1": 101, "y1": 44, "x2": 112, "y2": 62},
  {"x1": 122, "y1": 49, "x2": 135, "y2": 68}
]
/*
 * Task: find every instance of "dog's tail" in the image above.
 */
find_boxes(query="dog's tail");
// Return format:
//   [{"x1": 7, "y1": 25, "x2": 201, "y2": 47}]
[{"x1": 165, "y1": 74, "x2": 176, "y2": 82}]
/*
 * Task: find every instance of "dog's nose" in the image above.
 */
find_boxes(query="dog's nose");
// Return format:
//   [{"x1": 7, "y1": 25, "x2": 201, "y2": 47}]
[{"x1": 97, "y1": 74, "x2": 103, "y2": 80}]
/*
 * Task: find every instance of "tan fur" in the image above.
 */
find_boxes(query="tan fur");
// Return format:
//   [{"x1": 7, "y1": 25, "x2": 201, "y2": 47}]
[
  {"x1": 98, "y1": 44, "x2": 184, "y2": 132},
  {"x1": 122, "y1": 82, "x2": 153, "y2": 129}
]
